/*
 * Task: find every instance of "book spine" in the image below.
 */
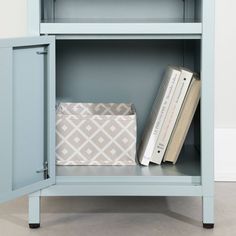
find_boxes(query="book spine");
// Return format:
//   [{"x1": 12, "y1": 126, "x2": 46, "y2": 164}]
[
  {"x1": 151, "y1": 70, "x2": 193, "y2": 164},
  {"x1": 140, "y1": 69, "x2": 180, "y2": 166}
]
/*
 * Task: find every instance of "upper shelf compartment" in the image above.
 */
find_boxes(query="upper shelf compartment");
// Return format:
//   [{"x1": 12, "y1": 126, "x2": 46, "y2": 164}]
[{"x1": 40, "y1": 0, "x2": 202, "y2": 38}]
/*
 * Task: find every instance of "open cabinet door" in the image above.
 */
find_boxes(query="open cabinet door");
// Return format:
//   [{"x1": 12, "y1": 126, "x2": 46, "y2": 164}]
[{"x1": 0, "y1": 36, "x2": 55, "y2": 203}]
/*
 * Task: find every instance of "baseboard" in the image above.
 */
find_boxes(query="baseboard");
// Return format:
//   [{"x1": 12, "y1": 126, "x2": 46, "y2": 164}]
[{"x1": 215, "y1": 128, "x2": 236, "y2": 181}]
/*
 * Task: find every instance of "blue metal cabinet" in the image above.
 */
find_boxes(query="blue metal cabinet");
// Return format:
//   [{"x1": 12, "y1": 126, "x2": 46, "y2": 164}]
[{"x1": 0, "y1": 0, "x2": 214, "y2": 230}]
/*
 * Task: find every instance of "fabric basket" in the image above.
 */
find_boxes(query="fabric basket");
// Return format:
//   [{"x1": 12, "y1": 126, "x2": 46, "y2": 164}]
[{"x1": 56, "y1": 103, "x2": 137, "y2": 165}]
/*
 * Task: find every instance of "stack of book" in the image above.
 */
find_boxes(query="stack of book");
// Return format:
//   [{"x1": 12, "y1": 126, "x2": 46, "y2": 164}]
[{"x1": 138, "y1": 66, "x2": 201, "y2": 166}]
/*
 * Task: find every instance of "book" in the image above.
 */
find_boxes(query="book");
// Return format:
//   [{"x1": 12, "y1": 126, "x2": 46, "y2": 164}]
[
  {"x1": 138, "y1": 66, "x2": 181, "y2": 166},
  {"x1": 151, "y1": 68, "x2": 194, "y2": 165},
  {"x1": 163, "y1": 77, "x2": 201, "y2": 164}
]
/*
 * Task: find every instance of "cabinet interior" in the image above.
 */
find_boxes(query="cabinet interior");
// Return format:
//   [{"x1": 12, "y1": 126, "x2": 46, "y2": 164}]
[
  {"x1": 55, "y1": 39, "x2": 201, "y2": 176},
  {"x1": 41, "y1": 0, "x2": 202, "y2": 23}
]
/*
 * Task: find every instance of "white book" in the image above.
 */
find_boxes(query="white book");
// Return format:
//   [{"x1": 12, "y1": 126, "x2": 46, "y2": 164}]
[
  {"x1": 151, "y1": 68, "x2": 193, "y2": 165},
  {"x1": 138, "y1": 66, "x2": 181, "y2": 166}
]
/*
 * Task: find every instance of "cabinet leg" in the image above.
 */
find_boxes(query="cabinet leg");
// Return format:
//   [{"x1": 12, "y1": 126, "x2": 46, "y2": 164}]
[
  {"x1": 28, "y1": 191, "x2": 41, "y2": 229},
  {"x1": 202, "y1": 196, "x2": 214, "y2": 229}
]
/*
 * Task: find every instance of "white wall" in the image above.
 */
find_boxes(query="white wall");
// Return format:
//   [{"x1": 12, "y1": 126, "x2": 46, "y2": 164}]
[
  {"x1": 0, "y1": 1, "x2": 27, "y2": 38},
  {"x1": 0, "y1": 0, "x2": 235, "y2": 180},
  {"x1": 215, "y1": 0, "x2": 236, "y2": 181},
  {"x1": 215, "y1": 0, "x2": 236, "y2": 128}
]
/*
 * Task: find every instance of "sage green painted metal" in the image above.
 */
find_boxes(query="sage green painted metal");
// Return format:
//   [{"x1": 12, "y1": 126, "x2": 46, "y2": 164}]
[
  {"x1": 29, "y1": 191, "x2": 41, "y2": 225},
  {"x1": 40, "y1": 22, "x2": 202, "y2": 36},
  {"x1": 40, "y1": 184, "x2": 202, "y2": 197},
  {"x1": 39, "y1": 0, "x2": 202, "y2": 36},
  {"x1": 12, "y1": 46, "x2": 45, "y2": 190},
  {"x1": 201, "y1": 0, "x2": 215, "y2": 225},
  {"x1": 40, "y1": 145, "x2": 202, "y2": 197},
  {"x1": 56, "y1": 40, "x2": 199, "y2": 142},
  {"x1": 0, "y1": 37, "x2": 54, "y2": 48},
  {"x1": 0, "y1": 48, "x2": 13, "y2": 195},
  {"x1": 26, "y1": 0, "x2": 215, "y2": 227},
  {"x1": 203, "y1": 196, "x2": 214, "y2": 224},
  {"x1": 56, "y1": 145, "x2": 200, "y2": 177},
  {"x1": 55, "y1": 175, "x2": 201, "y2": 185},
  {"x1": 28, "y1": 0, "x2": 40, "y2": 36},
  {"x1": 195, "y1": 0, "x2": 202, "y2": 21},
  {"x1": 184, "y1": 0, "x2": 196, "y2": 20},
  {"x1": 0, "y1": 36, "x2": 56, "y2": 203},
  {"x1": 29, "y1": 181, "x2": 202, "y2": 225},
  {"x1": 55, "y1": 35, "x2": 202, "y2": 40},
  {"x1": 42, "y1": 0, "x2": 185, "y2": 20},
  {"x1": 45, "y1": 37, "x2": 56, "y2": 186},
  {"x1": 42, "y1": 0, "x2": 55, "y2": 21}
]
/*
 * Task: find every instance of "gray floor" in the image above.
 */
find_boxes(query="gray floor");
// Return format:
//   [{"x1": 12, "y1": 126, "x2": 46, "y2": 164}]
[{"x1": 0, "y1": 182, "x2": 235, "y2": 236}]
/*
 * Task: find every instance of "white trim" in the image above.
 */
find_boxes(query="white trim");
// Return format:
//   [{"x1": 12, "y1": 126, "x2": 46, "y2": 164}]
[{"x1": 215, "y1": 128, "x2": 236, "y2": 181}]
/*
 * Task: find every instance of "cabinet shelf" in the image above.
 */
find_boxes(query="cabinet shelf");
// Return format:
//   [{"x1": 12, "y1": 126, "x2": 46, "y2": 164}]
[
  {"x1": 42, "y1": 18, "x2": 201, "y2": 23},
  {"x1": 40, "y1": 21, "x2": 202, "y2": 39},
  {"x1": 39, "y1": 146, "x2": 201, "y2": 197},
  {"x1": 56, "y1": 145, "x2": 200, "y2": 179}
]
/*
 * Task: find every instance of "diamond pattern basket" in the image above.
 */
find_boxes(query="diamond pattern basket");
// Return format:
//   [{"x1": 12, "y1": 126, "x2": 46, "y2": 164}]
[{"x1": 56, "y1": 103, "x2": 137, "y2": 165}]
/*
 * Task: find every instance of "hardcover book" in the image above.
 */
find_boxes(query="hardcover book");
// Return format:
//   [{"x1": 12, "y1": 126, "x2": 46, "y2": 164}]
[
  {"x1": 138, "y1": 66, "x2": 181, "y2": 166},
  {"x1": 151, "y1": 68, "x2": 194, "y2": 164},
  {"x1": 163, "y1": 77, "x2": 201, "y2": 164}
]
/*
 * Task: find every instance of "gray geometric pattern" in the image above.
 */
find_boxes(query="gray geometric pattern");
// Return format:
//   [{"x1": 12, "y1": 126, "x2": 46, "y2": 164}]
[{"x1": 56, "y1": 103, "x2": 137, "y2": 166}]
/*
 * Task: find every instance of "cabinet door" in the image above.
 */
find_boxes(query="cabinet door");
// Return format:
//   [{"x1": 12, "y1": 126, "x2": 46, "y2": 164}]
[{"x1": 0, "y1": 36, "x2": 55, "y2": 203}]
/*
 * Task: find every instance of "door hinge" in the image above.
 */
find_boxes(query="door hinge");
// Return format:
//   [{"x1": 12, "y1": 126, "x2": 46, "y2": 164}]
[{"x1": 36, "y1": 161, "x2": 48, "y2": 179}]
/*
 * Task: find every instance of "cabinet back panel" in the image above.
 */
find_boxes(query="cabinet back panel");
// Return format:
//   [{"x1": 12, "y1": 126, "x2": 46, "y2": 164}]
[
  {"x1": 41, "y1": 0, "x2": 201, "y2": 22},
  {"x1": 56, "y1": 40, "x2": 200, "y2": 144}
]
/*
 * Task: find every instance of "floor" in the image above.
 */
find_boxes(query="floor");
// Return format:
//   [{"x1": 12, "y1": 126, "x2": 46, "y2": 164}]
[{"x1": 0, "y1": 182, "x2": 235, "y2": 236}]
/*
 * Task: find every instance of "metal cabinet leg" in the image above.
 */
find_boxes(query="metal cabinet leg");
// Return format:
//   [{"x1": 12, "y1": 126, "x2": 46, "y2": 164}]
[
  {"x1": 202, "y1": 196, "x2": 214, "y2": 229},
  {"x1": 28, "y1": 191, "x2": 41, "y2": 229}
]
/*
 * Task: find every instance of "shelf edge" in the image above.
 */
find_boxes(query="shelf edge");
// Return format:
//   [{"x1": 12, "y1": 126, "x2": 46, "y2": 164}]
[{"x1": 40, "y1": 23, "x2": 202, "y2": 37}]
